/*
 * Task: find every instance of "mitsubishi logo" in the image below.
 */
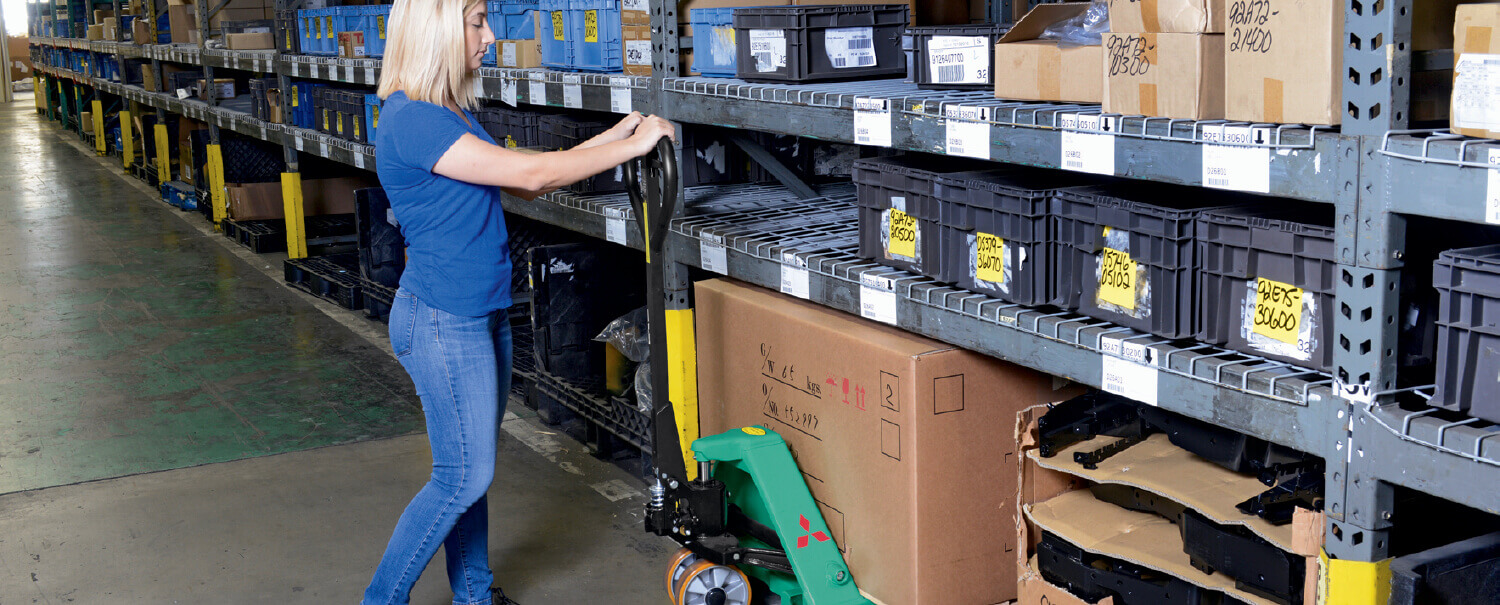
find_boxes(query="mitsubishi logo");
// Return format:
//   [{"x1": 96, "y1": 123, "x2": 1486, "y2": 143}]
[{"x1": 795, "y1": 515, "x2": 830, "y2": 549}]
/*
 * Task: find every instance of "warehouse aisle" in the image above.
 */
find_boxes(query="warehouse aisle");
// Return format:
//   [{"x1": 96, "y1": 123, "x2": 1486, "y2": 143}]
[{"x1": 0, "y1": 100, "x2": 673, "y2": 602}]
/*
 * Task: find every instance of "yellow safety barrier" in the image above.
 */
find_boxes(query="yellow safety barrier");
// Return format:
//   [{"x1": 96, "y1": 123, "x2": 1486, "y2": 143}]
[
  {"x1": 1318, "y1": 550, "x2": 1391, "y2": 605},
  {"x1": 282, "y1": 173, "x2": 308, "y2": 259},
  {"x1": 121, "y1": 110, "x2": 134, "y2": 170},
  {"x1": 154, "y1": 124, "x2": 171, "y2": 185},
  {"x1": 92, "y1": 100, "x2": 106, "y2": 155},
  {"x1": 207, "y1": 144, "x2": 227, "y2": 228},
  {"x1": 665, "y1": 309, "x2": 700, "y2": 481}
]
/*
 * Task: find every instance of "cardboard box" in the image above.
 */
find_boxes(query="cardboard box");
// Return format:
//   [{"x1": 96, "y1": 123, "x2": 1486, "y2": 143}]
[
  {"x1": 338, "y1": 31, "x2": 366, "y2": 58},
  {"x1": 102, "y1": 17, "x2": 119, "y2": 40},
  {"x1": 696, "y1": 279, "x2": 1074, "y2": 605},
  {"x1": 86, "y1": 24, "x2": 104, "y2": 40},
  {"x1": 93, "y1": 9, "x2": 114, "y2": 24},
  {"x1": 198, "y1": 78, "x2": 236, "y2": 100},
  {"x1": 1109, "y1": 0, "x2": 1222, "y2": 33},
  {"x1": 225, "y1": 31, "x2": 274, "y2": 49},
  {"x1": 993, "y1": 4, "x2": 1103, "y2": 104},
  {"x1": 1452, "y1": 4, "x2": 1500, "y2": 139},
  {"x1": 168, "y1": 6, "x2": 194, "y2": 44},
  {"x1": 1223, "y1": 0, "x2": 1341, "y2": 125},
  {"x1": 132, "y1": 18, "x2": 151, "y2": 45},
  {"x1": 1103, "y1": 33, "x2": 1224, "y2": 120},
  {"x1": 622, "y1": 0, "x2": 650, "y2": 25},
  {"x1": 178, "y1": 116, "x2": 206, "y2": 182},
  {"x1": 497, "y1": 39, "x2": 542, "y2": 68},
  {"x1": 81, "y1": 111, "x2": 94, "y2": 133},
  {"x1": 623, "y1": 24, "x2": 652, "y2": 76},
  {"x1": 7, "y1": 36, "x2": 32, "y2": 83},
  {"x1": 226, "y1": 176, "x2": 376, "y2": 220},
  {"x1": 141, "y1": 65, "x2": 157, "y2": 92}
]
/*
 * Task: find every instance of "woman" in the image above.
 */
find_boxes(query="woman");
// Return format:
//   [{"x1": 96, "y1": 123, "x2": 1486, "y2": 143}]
[{"x1": 365, "y1": 1, "x2": 676, "y2": 603}]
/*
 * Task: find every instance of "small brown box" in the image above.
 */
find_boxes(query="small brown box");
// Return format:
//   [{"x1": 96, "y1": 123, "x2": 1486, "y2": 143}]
[
  {"x1": 993, "y1": 4, "x2": 1104, "y2": 104},
  {"x1": 622, "y1": 24, "x2": 652, "y2": 76},
  {"x1": 338, "y1": 31, "x2": 366, "y2": 58},
  {"x1": 1222, "y1": 0, "x2": 1341, "y2": 125},
  {"x1": 1102, "y1": 32, "x2": 1224, "y2": 120}
]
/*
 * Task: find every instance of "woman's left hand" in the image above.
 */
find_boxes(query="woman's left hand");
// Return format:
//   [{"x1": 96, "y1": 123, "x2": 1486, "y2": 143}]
[{"x1": 602, "y1": 112, "x2": 646, "y2": 144}]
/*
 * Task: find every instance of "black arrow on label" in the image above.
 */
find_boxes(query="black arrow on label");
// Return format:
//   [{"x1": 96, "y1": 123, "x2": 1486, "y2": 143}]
[{"x1": 1254, "y1": 130, "x2": 1266, "y2": 145}]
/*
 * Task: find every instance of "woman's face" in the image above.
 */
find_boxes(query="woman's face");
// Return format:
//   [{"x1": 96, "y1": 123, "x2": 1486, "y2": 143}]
[{"x1": 464, "y1": 4, "x2": 496, "y2": 72}]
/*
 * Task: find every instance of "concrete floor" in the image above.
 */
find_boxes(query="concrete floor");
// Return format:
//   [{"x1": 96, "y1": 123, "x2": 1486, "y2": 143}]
[{"x1": 0, "y1": 97, "x2": 675, "y2": 603}]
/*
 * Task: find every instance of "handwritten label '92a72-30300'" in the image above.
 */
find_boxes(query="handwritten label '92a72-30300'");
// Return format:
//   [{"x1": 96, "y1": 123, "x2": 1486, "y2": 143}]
[{"x1": 1107, "y1": 35, "x2": 1153, "y2": 76}]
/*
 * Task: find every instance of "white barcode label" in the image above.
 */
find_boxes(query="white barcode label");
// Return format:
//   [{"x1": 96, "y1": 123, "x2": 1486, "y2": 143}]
[
  {"x1": 295, "y1": 136, "x2": 304, "y2": 151},
  {"x1": 1453, "y1": 54, "x2": 1500, "y2": 132},
  {"x1": 1201, "y1": 125, "x2": 1271, "y2": 193},
  {"x1": 853, "y1": 97, "x2": 892, "y2": 147},
  {"x1": 353, "y1": 152, "x2": 365, "y2": 169},
  {"x1": 502, "y1": 79, "x2": 518, "y2": 107},
  {"x1": 700, "y1": 235, "x2": 728, "y2": 274},
  {"x1": 528, "y1": 72, "x2": 546, "y2": 105},
  {"x1": 344, "y1": 65, "x2": 355, "y2": 82},
  {"x1": 927, "y1": 36, "x2": 989, "y2": 84},
  {"x1": 781, "y1": 252, "x2": 810, "y2": 300},
  {"x1": 365, "y1": 67, "x2": 377, "y2": 83},
  {"x1": 626, "y1": 40, "x2": 652, "y2": 67},
  {"x1": 502, "y1": 43, "x2": 518, "y2": 68},
  {"x1": 319, "y1": 141, "x2": 329, "y2": 157},
  {"x1": 563, "y1": 75, "x2": 582, "y2": 109},
  {"x1": 610, "y1": 77, "x2": 632, "y2": 113},
  {"x1": 1487, "y1": 149, "x2": 1500, "y2": 224},
  {"x1": 622, "y1": 0, "x2": 647, "y2": 10},
  {"x1": 749, "y1": 29, "x2": 788, "y2": 73},
  {"x1": 859, "y1": 273, "x2": 898, "y2": 325},
  {"x1": 1102, "y1": 355, "x2": 1159, "y2": 406},
  {"x1": 605, "y1": 207, "x2": 628, "y2": 245},
  {"x1": 826, "y1": 27, "x2": 876, "y2": 69},
  {"x1": 945, "y1": 105, "x2": 990, "y2": 159},
  {"x1": 1059, "y1": 114, "x2": 1116, "y2": 175}
]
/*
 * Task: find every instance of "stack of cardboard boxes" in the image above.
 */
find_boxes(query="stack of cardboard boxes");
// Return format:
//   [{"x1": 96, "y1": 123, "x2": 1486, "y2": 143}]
[
  {"x1": 1103, "y1": 0, "x2": 1223, "y2": 121},
  {"x1": 164, "y1": 0, "x2": 276, "y2": 45}
]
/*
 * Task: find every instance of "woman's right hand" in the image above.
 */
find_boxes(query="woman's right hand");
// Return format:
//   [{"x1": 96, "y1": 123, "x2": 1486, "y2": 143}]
[{"x1": 628, "y1": 116, "x2": 678, "y2": 156}]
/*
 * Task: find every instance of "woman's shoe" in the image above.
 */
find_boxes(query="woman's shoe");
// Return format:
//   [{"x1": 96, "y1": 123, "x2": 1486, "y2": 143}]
[{"x1": 491, "y1": 587, "x2": 520, "y2": 605}]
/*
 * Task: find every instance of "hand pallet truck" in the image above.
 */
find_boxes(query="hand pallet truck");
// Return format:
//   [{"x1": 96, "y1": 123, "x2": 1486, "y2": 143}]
[{"x1": 626, "y1": 139, "x2": 872, "y2": 605}]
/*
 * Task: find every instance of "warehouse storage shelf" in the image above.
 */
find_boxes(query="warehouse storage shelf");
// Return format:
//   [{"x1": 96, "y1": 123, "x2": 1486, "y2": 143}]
[
  {"x1": 662, "y1": 77, "x2": 1353, "y2": 205},
  {"x1": 1357, "y1": 401, "x2": 1500, "y2": 516},
  {"x1": 1376, "y1": 130, "x2": 1500, "y2": 225},
  {"x1": 200, "y1": 48, "x2": 277, "y2": 72},
  {"x1": 279, "y1": 54, "x2": 383, "y2": 85},
  {"x1": 144, "y1": 43, "x2": 201, "y2": 65}
]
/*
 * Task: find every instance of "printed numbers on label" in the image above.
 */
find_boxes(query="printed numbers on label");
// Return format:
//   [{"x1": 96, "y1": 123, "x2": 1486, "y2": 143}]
[
  {"x1": 605, "y1": 211, "x2": 627, "y2": 245},
  {"x1": 610, "y1": 77, "x2": 632, "y2": 114},
  {"x1": 945, "y1": 105, "x2": 990, "y2": 159},
  {"x1": 859, "y1": 274, "x2": 897, "y2": 325},
  {"x1": 1102, "y1": 355, "x2": 1159, "y2": 406},
  {"x1": 528, "y1": 77, "x2": 547, "y2": 105},
  {"x1": 700, "y1": 237, "x2": 728, "y2": 275},
  {"x1": 563, "y1": 75, "x2": 582, "y2": 109},
  {"x1": 1486, "y1": 149, "x2": 1500, "y2": 225},
  {"x1": 853, "y1": 97, "x2": 892, "y2": 147},
  {"x1": 780, "y1": 252, "x2": 810, "y2": 300}
]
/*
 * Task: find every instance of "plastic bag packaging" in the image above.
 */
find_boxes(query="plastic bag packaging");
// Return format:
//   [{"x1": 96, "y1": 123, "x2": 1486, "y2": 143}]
[
  {"x1": 594, "y1": 307, "x2": 650, "y2": 363},
  {"x1": 634, "y1": 361, "x2": 652, "y2": 415},
  {"x1": 1040, "y1": 0, "x2": 1110, "y2": 48}
]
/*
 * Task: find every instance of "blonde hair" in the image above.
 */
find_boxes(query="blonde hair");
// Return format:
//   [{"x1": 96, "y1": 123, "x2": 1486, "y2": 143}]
[{"x1": 378, "y1": 0, "x2": 486, "y2": 109}]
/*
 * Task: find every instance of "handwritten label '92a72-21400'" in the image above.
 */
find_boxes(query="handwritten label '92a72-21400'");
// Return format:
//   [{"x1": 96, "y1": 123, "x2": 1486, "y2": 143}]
[{"x1": 1227, "y1": 0, "x2": 1275, "y2": 53}]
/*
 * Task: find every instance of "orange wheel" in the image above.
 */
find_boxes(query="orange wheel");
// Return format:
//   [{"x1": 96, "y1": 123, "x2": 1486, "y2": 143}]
[
  {"x1": 664, "y1": 547, "x2": 701, "y2": 603},
  {"x1": 675, "y1": 560, "x2": 752, "y2": 605}
]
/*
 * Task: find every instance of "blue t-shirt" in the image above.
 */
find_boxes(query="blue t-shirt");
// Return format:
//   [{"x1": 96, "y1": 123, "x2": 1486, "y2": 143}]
[{"x1": 375, "y1": 91, "x2": 511, "y2": 317}]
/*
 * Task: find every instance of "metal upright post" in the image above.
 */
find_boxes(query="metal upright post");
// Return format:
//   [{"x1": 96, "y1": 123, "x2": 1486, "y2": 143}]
[{"x1": 275, "y1": 0, "x2": 307, "y2": 259}]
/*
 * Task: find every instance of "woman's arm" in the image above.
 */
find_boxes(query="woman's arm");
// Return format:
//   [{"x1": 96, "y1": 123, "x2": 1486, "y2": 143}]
[
  {"x1": 575, "y1": 112, "x2": 645, "y2": 150},
  {"x1": 432, "y1": 116, "x2": 675, "y2": 192}
]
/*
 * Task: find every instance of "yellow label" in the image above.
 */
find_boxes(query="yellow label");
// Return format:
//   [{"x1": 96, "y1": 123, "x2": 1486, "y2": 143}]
[
  {"x1": 1252, "y1": 277, "x2": 1304, "y2": 345},
  {"x1": 378, "y1": 16, "x2": 386, "y2": 39},
  {"x1": 552, "y1": 11, "x2": 565, "y2": 40},
  {"x1": 742, "y1": 427, "x2": 766, "y2": 436},
  {"x1": 322, "y1": 108, "x2": 329, "y2": 130},
  {"x1": 886, "y1": 209, "x2": 917, "y2": 260},
  {"x1": 975, "y1": 233, "x2": 1005, "y2": 284},
  {"x1": 372, "y1": 106, "x2": 380, "y2": 128},
  {"x1": 292, "y1": 86, "x2": 300, "y2": 107},
  {"x1": 584, "y1": 10, "x2": 599, "y2": 43},
  {"x1": 353, "y1": 116, "x2": 361, "y2": 138},
  {"x1": 325, "y1": 16, "x2": 333, "y2": 38},
  {"x1": 1098, "y1": 247, "x2": 1137, "y2": 311},
  {"x1": 286, "y1": 29, "x2": 292, "y2": 48},
  {"x1": 336, "y1": 113, "x2": 344, "y2": 135}
]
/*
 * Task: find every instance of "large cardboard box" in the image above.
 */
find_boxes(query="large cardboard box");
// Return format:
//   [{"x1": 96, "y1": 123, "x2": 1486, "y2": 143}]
[
  {"x1": 225, "y1": 32, "x2": 274, "y2": 49},
  {"x1": 696, "y1": 278, "x2": 1075, "y2": 605},
  {"x1": 623, "y1": 24, "x2": 652, "y2": 76},
  {"x1": 7, "y1": 36, "x2": 32, "y2": 83},
  {"x1": 1452, "y1": 4, "x2": 1500, "y2": 139},
  {"x1": 1103, "y1": 33, "x2": 1224, "y2": 120},
  {"x1": 993, "y1": 3, "x2": 1103, "y2": 104},
  {"x1": 496, "y1": 39, "x2": 543, "y2": 68},
  {"x1": 1109, "y1": 0, "x2": 1222, "y2": 33},
  {"x1": 86, "y1": 24, "x2": 104, "y2": 41},
  {"x1": 1223, "y1": 0, "x2": 1340, "y2": 125},
  {"x1": 168, "y1": 6, "x2": 194, "y2": 44},
  {"x1": 226, "y1": 176, "x2": 375, "y2": 221}
]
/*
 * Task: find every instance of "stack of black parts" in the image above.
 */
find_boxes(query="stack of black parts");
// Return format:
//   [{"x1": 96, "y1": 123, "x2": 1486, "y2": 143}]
[
  {"x1": 527, "y1": 243, "x2": 644, "y2": 385},
  {"x1": 355, "y1": 188, "x2": 405, "y2": 320}
]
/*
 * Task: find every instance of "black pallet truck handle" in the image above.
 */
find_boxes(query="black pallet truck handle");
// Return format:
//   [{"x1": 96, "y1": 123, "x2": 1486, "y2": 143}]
[{"x1": 624, "y1": 136, "x2": 691, "y2": 485}]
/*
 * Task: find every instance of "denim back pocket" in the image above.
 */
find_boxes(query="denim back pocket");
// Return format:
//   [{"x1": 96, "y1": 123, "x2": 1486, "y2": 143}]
[{"x1": 390, "y1": 290, "x2": 417, "y2": 357}]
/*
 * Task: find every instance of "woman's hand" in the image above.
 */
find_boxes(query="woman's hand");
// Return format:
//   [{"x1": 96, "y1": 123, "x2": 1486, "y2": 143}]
[
  {"x1": 628, "y1": 116, "x2": 678, "y2": 156},
  {"x1": 600, "y1": 112, "x2": 646, "y2": 144}
]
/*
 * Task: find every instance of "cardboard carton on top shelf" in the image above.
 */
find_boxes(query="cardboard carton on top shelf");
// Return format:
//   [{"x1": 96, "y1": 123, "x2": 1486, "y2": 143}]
[
  {"x1": 168, "y1": 6, "x2": 193, "y2": 44},
  {"x1": 1102, "y1": 32, "x2": 1224, "y2": 120},
  {"x1": 86, "y1": 25, "x2": 104, "y2": 41},
  {"x1": 1452, "y1": 4, "x2": 1500, "y2": 139},
  {"x1": 132, "y1": 18, "x2": 151, "y2": 45},
  {"x1": 1222, "y1": 0, "x2": 1341, "y2": 125},
  {"x1": 1109, "y1": 0, "x2": 1223, "y2": 33},
  {"x1": 225, "y1": 32, "x2": 274, "y2": 50},
  {"x1": 497, "y1": 40, "x2": 542, "y2": 69},
  {"x1": 992, "y1": 3, "x2": 1103, "y2": 104},
  {"x1": 622, "y1": 24, "x2": 651, "y2": 76},
  {"x1": 338, "y1": 31, "x2": 366, "y2": 58},
  {"x1": 696, "y1": 278, "x2": 1079, "y2": 605}
]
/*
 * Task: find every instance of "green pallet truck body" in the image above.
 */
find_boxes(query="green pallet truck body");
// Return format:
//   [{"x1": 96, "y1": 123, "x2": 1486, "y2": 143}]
[{"x1": 627, "y1": 139, "x2": 872, "y2": 605}]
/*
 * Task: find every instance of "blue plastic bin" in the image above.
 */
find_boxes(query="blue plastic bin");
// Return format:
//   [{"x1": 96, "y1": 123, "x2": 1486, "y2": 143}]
[
  {"x1": 689, "y1": 7, "x2": 740, "y2": 77},
  {"x1": 483, "y1": 0, "x2": 539, "y2": 65},
  {"x1": 566, "y1": 0, "x2": 622, "y2": 72},
  {"x1": 365, "y1": 94, "x2": 383, "y2": 142},
  {"x1": 538, "y1": 0, "x2": 570, "y2": 69},
  {"x1": 358, "y1": 5, "x2": 393, "y2": 57},
  {"x1": 298, "y1": 8, "x2": 337, "y2": 55}
]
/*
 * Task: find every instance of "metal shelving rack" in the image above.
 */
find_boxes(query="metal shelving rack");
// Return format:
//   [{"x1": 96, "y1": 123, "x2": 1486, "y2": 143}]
[{"x1": 23, "y1": 0, "x2": 1500, "y2": 597}]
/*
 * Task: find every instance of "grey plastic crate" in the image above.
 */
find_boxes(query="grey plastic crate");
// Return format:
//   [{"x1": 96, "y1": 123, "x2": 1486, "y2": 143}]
[
  {"x1": 909, "y1": 24, "x2": 1008, "y2": 91},
  {"x1": 935, "y1": 169, "x2": 1096, "y2": 306},
  {"x1": 1431, "y1": 244, "x2": 1500, "y2": 422},
  {"x1": 853, "y1": 155, "x2": 992, "y2": 278},
  {"x1": 1052, "y1": 184, "x2": 1242, "y2": 339},
  {"x1": 1196, "y1": 206, "x2": 1338, "y2": 372},
  {"x1": 734, "y1": 5, "x2": 908, "y2": 83}
]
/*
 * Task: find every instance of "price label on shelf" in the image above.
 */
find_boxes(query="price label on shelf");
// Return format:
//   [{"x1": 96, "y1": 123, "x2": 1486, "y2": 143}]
[
  {"x1": 1059, "y1": 114, "x2": 1116, "y2": 175},
  {"x1": 700, "y1": 235, "x2": 728, "y2": 274},
  {"x1": 344, "y1": 65, "x2": 355, "y2": 82},
  {"x1": 528, "y1": 72, "x2": 547, "y2": 105},
  {"x1": 319, "y1": 140, "x2": 329, "y2": 158},
  {"x1": 859, "y1": 273, "x2": 898, "y2": 325},
  {"x1": 365, "y1": 67, "x2": 377, "y2": 84},
  {"x1": 944, "y1": 105, "x2": 990, "y2": 159},
  {"x1": 780, "y1": 252, "x2": 811, "y2": 300},
  {"x1": 853, "y1": 97, "x2": 892, "y2": 147},
  {"x1": 1201, "y1": 125, "x2": 1271, "y2": 193},
  {"x1": 610, "y1": 77, "x2": 632, "y2": 114},
  {"x1": 353, "y1": 151, "x2": 365, "y2": 169},
  {"x1": 291, "y1": 62, "x2": 301, "y2": 77},
  {"x1": 1101, "y1": 355, "x2": 1159, "y2": 406},
  {"x1": 1486, "y1": 149, "x2": 1500, "y2": 224},
  {"x1": 295, "y1": 136, "x2": 304, "y2": 152},
  {"x1": 563, "y1": 75, "x2": 583, "y2": 109},
  {"x1": 604, "y1": 207, "x2": 628, "y2": 245}
]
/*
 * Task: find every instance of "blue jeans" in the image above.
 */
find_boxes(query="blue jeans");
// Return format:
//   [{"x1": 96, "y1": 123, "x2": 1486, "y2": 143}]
[{"x1": 363, "y1": 288, "x2": 512, "y2": 605}]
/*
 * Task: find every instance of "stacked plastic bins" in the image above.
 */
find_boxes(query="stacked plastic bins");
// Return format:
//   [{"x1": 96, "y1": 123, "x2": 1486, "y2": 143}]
[
  {"x1": 851, "y1": 155, "x2": 993, "y2": 279},
  {"x1": 354, "y1": 5, "x2": 393, "y2": 57},
  {"x1": 365, "y1": 94, "x2": 383, "y2": 143},
  {"x1": 539, "y1": 0, "x2": 622, "y2": 71},
  {"x1": 689, "y1": 7, "x2": 740, "y2": 77},
  {"x1": 538, "y1": 0, "x2": 569, "y2": 69},
  {"x1": 484, "y1": 0, "x2": 539, "y2": 66},
  {"x1": 733, "y1": 5, "x2": 907, "y2": 83},
  {"x1": 298, "y1": 8, "x2": 337, "y2": 56},
  {"x1": 908, "y1": 24, "x2": 1008, "y2": 90}
]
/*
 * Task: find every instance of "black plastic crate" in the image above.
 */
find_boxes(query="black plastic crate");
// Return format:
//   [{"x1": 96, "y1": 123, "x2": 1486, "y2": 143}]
[
  {"x1": 852, "y1": 155, "x2": 992, "y2": 278},
  {"x1": 934, "y1": 168, "x2": 1095, "y2": 306},
  {"x1": 284, "y1": 253, "x2": 364, "y2": 310},
  {"x1": 1431, "y1": 245, "x2": 1500, "y2": 422},
  {"x1": 362, "y1": 279, "x2": 396, "y2": 322},
  {"x1": 1196, "y1": 206, "x2": 1337, "y2": 372},
  {"x1": 477, "y1": 106, "x2": 543, "y2": 149},
  {"x1": 909, "y1": 24, "x2": 1008, "y2": 90},
  {"x1": 276, "y1": 10, "x2": 300, "y2": 54},
  {"x1": 1052, "y1": 184, "x2": 1242, "y2": 340},
  {"x1": 527, "y1": 243, "x2": 645, "y2": 384},
  {"x1": 733, "y1": 5, "x2": 908, "y2": 83},
  {"x1": 355, "y1": 187, "x2": 404, "y2": 289},
  {"x1": 1391, "y1": 531, "x2": 1500, "y2": 605},
  {"x1": 538, "y1": 113, "x2": 626, "y2": 193}
]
